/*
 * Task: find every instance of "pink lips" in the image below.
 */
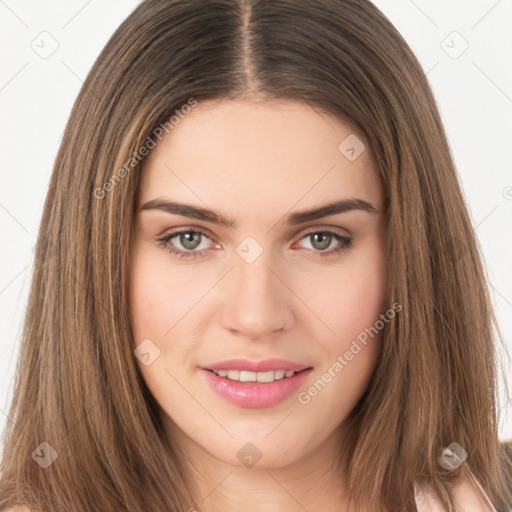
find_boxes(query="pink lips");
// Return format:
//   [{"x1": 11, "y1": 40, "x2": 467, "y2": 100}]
[{"x1": 201, "y1": 358, "x2": 313, "y2": 408}]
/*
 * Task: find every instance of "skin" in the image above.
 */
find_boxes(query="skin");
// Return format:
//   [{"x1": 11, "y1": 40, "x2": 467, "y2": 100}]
[{"x1": 130, "y1": 99, "x2": 389, "y2": 512}]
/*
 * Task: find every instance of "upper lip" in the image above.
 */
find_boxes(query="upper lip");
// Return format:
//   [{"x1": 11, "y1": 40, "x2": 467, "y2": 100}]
[{"x1": 204, "y1": 358, "x2": 312, "y2": 373}]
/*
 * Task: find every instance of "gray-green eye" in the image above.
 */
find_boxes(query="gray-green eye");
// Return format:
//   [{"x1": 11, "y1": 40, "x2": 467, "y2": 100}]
[{"x1": 296, "y1": 231, "x2": 352, "y2": 256}]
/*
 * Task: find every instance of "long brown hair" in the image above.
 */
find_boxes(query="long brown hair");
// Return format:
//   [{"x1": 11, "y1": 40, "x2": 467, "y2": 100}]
[{"x1": 1, "y1": 0, "x2": 511, "y2": 510}]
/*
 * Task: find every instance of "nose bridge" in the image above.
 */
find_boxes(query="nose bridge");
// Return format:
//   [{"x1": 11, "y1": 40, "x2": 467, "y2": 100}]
[{"x1": 221, "y1": 240, "x2": 291, "y2": 337}]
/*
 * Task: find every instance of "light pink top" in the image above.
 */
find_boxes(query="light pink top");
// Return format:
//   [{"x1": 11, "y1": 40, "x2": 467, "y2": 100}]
[{"x1": 414, "y1": 468, "x2": 498, "y2": 511}]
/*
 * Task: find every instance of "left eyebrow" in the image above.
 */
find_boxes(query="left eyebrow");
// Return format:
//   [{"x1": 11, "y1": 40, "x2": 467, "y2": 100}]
[{"x1": 286, "y1": 198, "x2": 379, "y2": 225}]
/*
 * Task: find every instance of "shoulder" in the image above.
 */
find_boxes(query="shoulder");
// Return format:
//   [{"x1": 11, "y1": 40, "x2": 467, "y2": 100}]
[
  {"x1": 415, "y1": 471, "x2": 497, "y2": 512},
  {"x1": 450, "y1": 472, "x2": 497, "y2": 511}
]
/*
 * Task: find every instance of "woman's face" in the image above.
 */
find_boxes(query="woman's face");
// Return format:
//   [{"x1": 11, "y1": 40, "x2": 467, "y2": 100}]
[{"x1": 130, "y1": 99, "x2": 388, "y2": 470}]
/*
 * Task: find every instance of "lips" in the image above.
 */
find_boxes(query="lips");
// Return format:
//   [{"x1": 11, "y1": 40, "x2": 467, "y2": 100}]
[{"x1": 200, "y1": 358, "x2": 314, "y2": 408}]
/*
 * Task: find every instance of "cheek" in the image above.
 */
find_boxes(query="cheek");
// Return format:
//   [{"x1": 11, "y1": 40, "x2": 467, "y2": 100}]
[
  {"x1": 336, "y1": 270, "x2": 386, "y2": 340},
  {"x1": 130, "y1": 271, "x2": 164, "y2": 344},
  {"x1": 299, "y1": 269, "x2": 386, "y2": 422},
  {"x1": 130, "y1": 249, "x2": 201, "y2": 343},
  {"x1": 130, "y1": 249, "x2": 211, "y2": 394},
  {"x1": 129, "y1": 258, "x2": 193, "y2": 414},
  {"x1": 318, "y1": 253, "x2": 387, "y2": 407},
  {"x1": 304, "y1": 252, "x2": 387, "y2": 348}
]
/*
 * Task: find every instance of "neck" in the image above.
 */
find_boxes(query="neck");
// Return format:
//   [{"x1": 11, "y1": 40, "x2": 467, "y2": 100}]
[{"x1": 165, "y1": 418, "x2": 360, "y2": 512}]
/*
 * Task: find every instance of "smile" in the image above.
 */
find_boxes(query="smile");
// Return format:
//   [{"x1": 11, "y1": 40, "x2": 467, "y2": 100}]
[{"x1": 201, "y1": 367, "x2": 313, "y2": 408}]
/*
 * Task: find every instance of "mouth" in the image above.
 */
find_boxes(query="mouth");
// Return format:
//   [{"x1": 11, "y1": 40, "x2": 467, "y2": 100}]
[{"x1": 200, "y1": 363, "x2": 313, "y2": 408}]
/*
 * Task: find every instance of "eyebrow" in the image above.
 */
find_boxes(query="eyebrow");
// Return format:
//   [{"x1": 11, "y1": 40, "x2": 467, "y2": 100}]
[{"x1": 140, "y1": 197, "x2": 379, "y2": 229}]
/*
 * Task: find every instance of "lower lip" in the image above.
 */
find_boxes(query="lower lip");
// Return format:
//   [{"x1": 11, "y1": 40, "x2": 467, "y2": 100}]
[{"x1": 200, "y1": 368, "x2": 313, "y2": 408}]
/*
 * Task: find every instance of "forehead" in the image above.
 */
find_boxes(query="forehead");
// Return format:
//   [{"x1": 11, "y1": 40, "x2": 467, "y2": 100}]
[{"x1": 138, "y1": 99, "x2": 383, "y2": 217}]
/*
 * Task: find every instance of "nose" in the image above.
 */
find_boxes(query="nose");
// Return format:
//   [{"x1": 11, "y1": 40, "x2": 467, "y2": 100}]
[{"x1": 220, "y1": 248, "x2": 294, "y2": 339}]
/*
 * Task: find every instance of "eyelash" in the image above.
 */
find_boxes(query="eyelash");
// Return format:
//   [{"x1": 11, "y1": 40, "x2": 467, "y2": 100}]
[{"x1": 155, "y1": 228, "x2": 353, "y2": 260}]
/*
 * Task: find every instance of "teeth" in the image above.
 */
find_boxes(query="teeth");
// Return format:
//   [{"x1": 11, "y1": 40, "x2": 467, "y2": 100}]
[
  {"x1": 213, "y1": 369, "x2": 297, "y2": 382},
  {"x1": 227, "y1": 370, "x2": 240, "y2": 380},
  {"x1": 240, "y1": 370, "x2": 256, "y2": 382}
]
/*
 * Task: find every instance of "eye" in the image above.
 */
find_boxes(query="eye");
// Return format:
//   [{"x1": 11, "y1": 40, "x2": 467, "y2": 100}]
[
  {"x1": 294, "y1": 229, "x2": 352, "y2": 257},
  {"x1": 156, "y1": 230, "x2": 218, "y2": 260}
]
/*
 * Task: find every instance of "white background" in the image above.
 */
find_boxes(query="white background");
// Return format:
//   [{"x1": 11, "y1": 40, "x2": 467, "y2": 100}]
[{"x1": 1, "y1": 0, "x2": 511, "y2": 458}]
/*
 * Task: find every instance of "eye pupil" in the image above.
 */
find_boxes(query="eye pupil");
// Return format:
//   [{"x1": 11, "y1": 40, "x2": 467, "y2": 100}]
[
  {"x1": 311, "y1": 233, "x2": 331, "y2": 251},
  {"x1": 181, "y1": 232, "x2": 201, "y2": 250}
]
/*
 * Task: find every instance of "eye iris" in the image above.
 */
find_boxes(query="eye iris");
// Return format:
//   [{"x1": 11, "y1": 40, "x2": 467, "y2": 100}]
[
  {"x1": 311, "y1": 233, "x2": 331, "y2": 251},
  {"x1": 181, "y1": 232, "x2": 201, "y2": 250}
]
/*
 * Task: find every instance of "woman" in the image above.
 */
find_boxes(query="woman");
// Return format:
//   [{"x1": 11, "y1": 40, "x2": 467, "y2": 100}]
[{"x1": 1, "y1": 0, "x2": 511, "y2": 511}]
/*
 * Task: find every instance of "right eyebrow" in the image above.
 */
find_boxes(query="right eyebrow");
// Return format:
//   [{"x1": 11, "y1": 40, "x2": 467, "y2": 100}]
[{"x1": 140, "y1": 198, "x2": 237, "y2": 229}]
